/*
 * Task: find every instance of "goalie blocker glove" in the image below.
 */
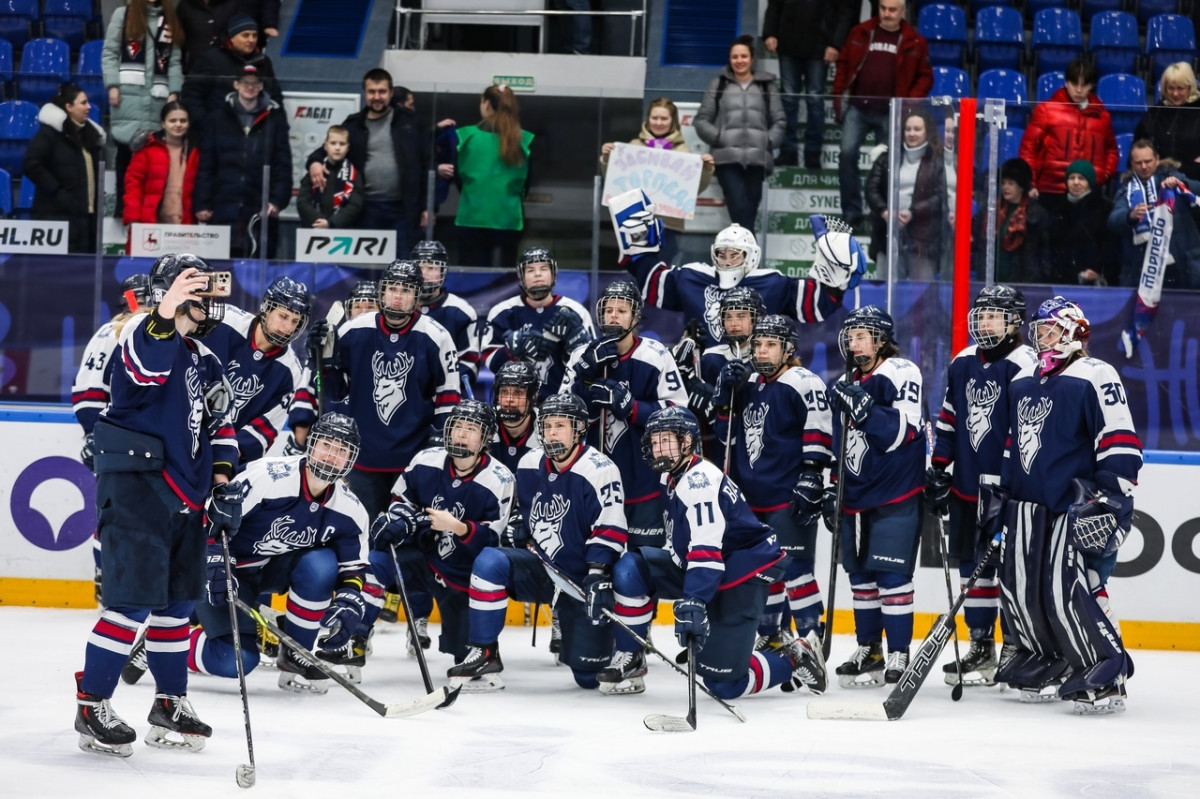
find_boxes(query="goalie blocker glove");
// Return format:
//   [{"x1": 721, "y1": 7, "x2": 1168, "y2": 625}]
[{"x1": 1067, "y1": 477, "x2": 1133, "y2": 557}]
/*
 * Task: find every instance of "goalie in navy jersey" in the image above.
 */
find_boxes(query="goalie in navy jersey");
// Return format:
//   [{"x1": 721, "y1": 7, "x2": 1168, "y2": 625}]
[
  {"x1": 564, "y1": 280, "x2": 688, "y2": 548},
  {"x1": 448, "y1": 393, "x2": 627, "y2": 691},
  {"x1": 413, "y1": 240, "x2": 481, "y2": 393},
  {"x1": 927, "y1": 285, "x2": 1037, "y2": 688},
  {"x1": 491, "y1": 360, "x2": 542, "y2": 474},
  {"x1": 187, "y1": 413, "x2": 371, "y2": 694},
  {"x1": 480, "y1": 247, "x2": 595, "y2": 401},
  {"x1": 357, "y1": 400, "x2": 515, "y2": 669},
  {"x1": 825, "y1": 306, "x2": 925, "y2": 689},
  {"x1": 592, "y1": 407, "x2": 822, "y2": 699},
  {"x1": 714, "y1": 315, "x2": 832, "y2": 693},
  {"x1": 988, "y1": 297, "x2": 1141, "y2": 714}
]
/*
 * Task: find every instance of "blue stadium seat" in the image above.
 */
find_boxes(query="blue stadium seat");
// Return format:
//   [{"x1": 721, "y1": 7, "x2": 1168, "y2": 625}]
[
  {"x1": 41, "y1": 0, "x2": 93, "y2": 53},
  {"x1": 0, "y1": 36, "x2": 12, "y2": 84},
  {"x1": 1036, "y1": 71, "x2": 1066, "y2": 103},
  {"x1": 1001, "y1": 126, "x2": 1023, "y2": 164},
  {"x1": 75, "y1": 38, "x2": 103, "y2": 111},
  {"x1": 1137, "y1": 0, "x2": 1179, "y2": 27},
  {"x1": 0, "y1": 0, "x2": 37, "y2": 51},
  {"x1": 970, "y1": 0, "x2": 1013, "y2": 14},
  {"x1": 0, "y1": 98, "x2": 38, "y2": 176},
  {"x1": 1115, "y1": 132, "x2": 1134, "y2": 176},
  {"x1": 918, "y1": 4, "x2": 967, "y2": 68},
  {"x1": 930, "y1": 65, "x2": 971, "y2": 99},
  {"x1": 0, "y1": 165, "x2": 11, "y2": 215},
  {"x1": 1031, "y1": 8, "x2": 1083, "y2": 75},
  {"x1": 977, "y1": 68, "x2": 1028, "y2": 127},
  {"x1": 15, "y1": 171, "x2": 33, "y2": 217},
  {"x1": 974, "y1": 6, "x2": 1025, "y2": 73},
  {"x1": 1081, "y1": 0, "x2": 1127, "y2": 20},
  {"x1": 1025, "y1": 0, "x2": 1065, "y2": 22},
  {"x1": 1145, "y1": 14, "x2": 1196, "y2": 84},
  {"x1": 17, "y1": 37, "x2": 70, "y2": 106},
  {"x1": 1097, "y1": 72, "x2": 1147, "y2": 137},
  {"x1": 1090, "y1": 11, "x2": 1140, "y2": 75}
]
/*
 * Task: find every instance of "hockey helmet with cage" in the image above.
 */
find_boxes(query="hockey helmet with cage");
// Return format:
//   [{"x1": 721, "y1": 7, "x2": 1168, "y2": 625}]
[
  {"x1": 378, "y1": 260, "x2": 423, "y2": 325},
  {"x1": 968, "y1": 284, "x2": 1026, "y2": 350},
  {"x1": 411, "y1": 240, "x2": 449, "y2": 302},
  {"x1": 149, "y1": 253, "x2": 226, "y2": 337},
  {"x1": 711, "y1": 224, "x2": 761, "y2": 289},
  {"x1": 259, "y1": 276, "x2": 313, "y2": 348},
  {"x1": 344, "y1": 280, "x2": 379, "y2": 318},
  {"x1": 839, "y1": 305, "x2": 896, "y2": 368},
  {"x1": 444, "y1": 400, "x2": 498, "y2": 459},
  {"x1": 492, "y1": 360, "x2": 541, "y2": 424},
  {"x1": 1030, "y1": 296, "x2": 1090, "y2": 376},
  {"x1": 119, "y1": 273, "x2": 152, "y2": 313},
  {"x1": 517, "y1": 247, "x2": 558, "y2": 300},
  {"x1": 305, "y1": 412, "x2": 361, "y2": 483},
  {"x1": 750, "y1": 314, "x2": 798, "y2": 377},
  {"x1": 641, "y1": 406, "x2": 702, "y2": 474},
  {"x1": 719, "y1": 286, "x2": 765, "y2": 345},
  {"x1": 595, "y1": 280, "x2": 643, "y2": 338},
  {"x1": 536, "y1": 392, "x2": 588, "y2": 459}
]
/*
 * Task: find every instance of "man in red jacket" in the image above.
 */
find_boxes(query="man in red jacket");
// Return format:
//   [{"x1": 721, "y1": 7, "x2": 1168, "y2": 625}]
[{"x1": 832, "y1": 0, "x2": 932, "y2": 229}]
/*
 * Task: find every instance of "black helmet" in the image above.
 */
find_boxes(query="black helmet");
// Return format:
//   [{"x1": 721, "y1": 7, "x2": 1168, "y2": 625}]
[
  {"x1": 305, "y1": 412, "x2": 361, "y2": 482},
  {"x1": 536, "y1": 392, "x2": 588, "y2": 459},
  {"x1": 444, "y1": 400, "x2": 498, "y2": 459},
  {"x1": 149, "y1": 253, "x2": 225, "y2": 337},
  {"x1": 718, "y1": 286, "x2": 764, "y2": 345},
  {"x1": 969, "y1": 284, "x2": 1026, "y2": 350},
  {"x1": 492, "y1": 360, "x2": 541, "y2": 424},
  {"x1": 411, "y1": 240, "x2": 449, "y2": 302},
  {"x1": 517, "y1": 247, "x2": 557, "y2": 301},
  {"x1": 839, "y1": 305, "x2": 896, "y2": 368},
  {"x1": 344, "y1": 280, "x2": 379, "y2": 318},
  {"x1": 378, "y1": 260, "x2": 423, "y2": 325},
  {"x1": 259, "y1": 276, "x2": 312, "y2": 347},
  {"x1": 119, "y1": 273, "x2": 151, "y2": 313},
  {"x1": 641, "y1": 406, "x2": 701, "y2": 473},
  {"x1": 750, "y1": 314, "x2": 797, "y2": 377},
  {"x1": 594, "y1": 280, "x2": 643, "y2": 338}
]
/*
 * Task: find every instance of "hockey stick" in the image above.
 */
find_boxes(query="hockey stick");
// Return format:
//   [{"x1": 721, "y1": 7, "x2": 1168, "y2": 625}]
[
  {"x1": 530, "y1": 601, "x2": 541, "y2": 647},
  {"x1": 821, "y1": 361, "x2": 855, "y2": 661},
  {"x1": 527, "y1": 544, "x2": 746, "y2": 723},
  {"x1": 722, "y1": 341, "x2": 742, "y2": 475},
  {"x1": 925, "y1": 422, "x2": 963, "y2": 701},
  {"x1": 220, "y1": 531, "x2": 256, "y2": 789},
  {"x1": 806, "y1": 538, "x2": 1001, "y2": 721},
  {"x1": 389, "y1": 545, "x2": 460, "y2": 710},
  {"x1": 644, "y1": 637, "x2": 698, "y2": 733},
  {"x1": 230, "y1": 595, "x2": 453, "y2": 719}
]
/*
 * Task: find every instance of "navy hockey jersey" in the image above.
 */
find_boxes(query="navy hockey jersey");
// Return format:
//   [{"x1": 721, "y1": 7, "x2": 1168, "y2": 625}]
[
  {"x1": 663, "y1": 456, "x2": 784, "y2": 603},
  {"x1": 700, "y1": 342, "x2": 742, "y2": 386},
  {"x1": 1003, "y1": 357, "x2": 1142, "y2": 513},
  {"x1": 830, "y1": 357, "x2": 925, "y2": 512},
  {"x1": 933, "y1": 344, "x2": 1038, "y2": 501},
  {"x1": 72, "y1": 319, "x2": 123, "y2": 433},
  {"x1": 388, "y1": 448, "x2": 515, "y2": 591},
  {"x1": 422, "y1": 290, "x2": 480, "y2": 380},
  {"x1": 492, "y1": 422, "x2": 541, "y2": 476},
  {"x1": 517, "y1": 445, "x2": 627, "y2": 582},
  {"x1": 481, "y1": 294, "x2": 595, "y2": 401}
]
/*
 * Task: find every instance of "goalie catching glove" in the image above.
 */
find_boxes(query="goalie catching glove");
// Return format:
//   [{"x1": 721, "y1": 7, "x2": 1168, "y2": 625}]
[
  {"x1": 807, "y1": 214, "x2": 866, "y2": 292},
  {"x1": 609, "y1": 188, "x2": 663, "y2": 260}
]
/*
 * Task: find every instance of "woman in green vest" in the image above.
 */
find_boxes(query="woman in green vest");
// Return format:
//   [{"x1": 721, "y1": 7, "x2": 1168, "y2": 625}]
[{"x1": 453, "y1": 84, "x2": 534, "y2": 268}]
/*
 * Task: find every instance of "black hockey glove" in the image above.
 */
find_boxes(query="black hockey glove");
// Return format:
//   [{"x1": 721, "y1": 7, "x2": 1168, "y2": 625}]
[
  {"x1": 204, "y1": 540, "x2": 236, "y2": 607},
  {"x1": 281, "y1": 431, "x2": 305, "y2": 457},
  {"x1": 977, "y1": 484, "x2": 1010, "y2": 550},
  {"x1": 792, "y1": 470, "x2": 825, "y2": 527},
  {"x1": 588, "y1": 379, "x2": 634, "y2": 420},
  {"x1": 924, "y1": 466, "x2": 952, "y2": 515},
  {"x1": 545, "y1": 306, "x2": 589, "y2": 352},
  {"x1": 505, "y1": 328, "x2": 553, "y2": 361},
  {"x1": 583, "y1": 567, "x2": 613, "y2": 626},
  {"x1": 1066, "y1": 477, "x2": 1133, "y2": 557},
  {"x1": 821, "y1": 485, "x2": 839, "y2": 533},
  {"x1": 830, "y1": 379, "x2": 873, "y2": 426},
  {"x1": 319, "y1": 589, "x2": 367, "y2": 650},
  {"x1": 686, "y1": 376, "x2": 716, "y2": 421},
  {"x1": 206, "y1": 481, "x2": 249, "y2": 540},
  {"x1": 673, "y1": 597, "x2": 710, "y2": 649},
  {"x1": 715, "y1": 359, "x2": 751, "y2": 408},
  {"x1": 370, "y1": 502, "x2": 431, "y2": 550},
  {"x1": 671, "y1": 336, "x2": 698, "y2": 382},
  {"x1": 574, "y1": 335, "x2": 620, "y2": 381},
  {"x1": 501, "y1": 513, "x2": 528, "y2": 548},
  {"x1": 306, "y1": 319, "x2": 332, "y2": 360},
  {"x1": 81, "y1": 432, "x2": 96, "y2": 472}
]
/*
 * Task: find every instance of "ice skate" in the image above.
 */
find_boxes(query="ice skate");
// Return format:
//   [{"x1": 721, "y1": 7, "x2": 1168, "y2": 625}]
[
  {"x1": 884, "y1": 648, "x2": 910, "y2": 685},
  {"x1": 317, "y1": 633, "x2": 368, "y2": 684},
  {"x1": 276, "y1": 643, "x2": 330, "y2": 695},
  {"x1": 597, "y1": 650, "x2": 647, "y2": 695},
  {"x1": 754, "y1": 628, "x2": 796, "y2": 653},
  {"x1": 835, "y1": 641, "x2": 885, "y2": 689},
  {"x1": 75, "y1": 671, "x2": 135, "y2": 758},
  {"x1": 458, "y1": 674, "x2": 506, "y2": 693},
  {"x1": 1070, "y1": 676, "x2": 1127, "y2": 715},
  {"x1": 447, "y1": 643, "x2": 503, "y2": 689},
  {"x1": 549, "y1": 610, "x2": 563, "y2": 663},
  {"x1": 120, "y1": 632, "x2": 148, "y2": 685},
  {"x1": 144, "y1": 693, "x2": 211, "y2": 752},
  {"x1": 783, "y1": 630, "x2": 827, "y2": 695},
  {"x1": 406, "y1": 617, "x2": 431, "y2": 657},
  {"x1": 379, "y1": 592, "x2": 401, "y2": 623},
  {"x1": 943, "y1": 637, "x2": 997, "y2": 687}
]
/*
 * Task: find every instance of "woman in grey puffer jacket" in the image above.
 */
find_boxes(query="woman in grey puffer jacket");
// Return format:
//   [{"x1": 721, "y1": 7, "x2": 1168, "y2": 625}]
[{"x1": 694, "y1": 34, "x2": 785, "y2": 231}]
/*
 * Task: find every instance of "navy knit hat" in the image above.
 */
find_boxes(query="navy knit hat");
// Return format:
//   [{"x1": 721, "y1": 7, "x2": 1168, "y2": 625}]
[{"x1": 227, "y1": 14, "x2": 258, "y2": 37}]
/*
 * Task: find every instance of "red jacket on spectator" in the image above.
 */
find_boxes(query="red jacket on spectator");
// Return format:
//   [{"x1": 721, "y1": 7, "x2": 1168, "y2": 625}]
[
  {"x1": 1019, "y1": 87, "x2": 1119, "y2": 195},
  {"x1": 832, "y1": 18, "x2": 933, "y2": 121},
  {"x1": 123, "y1": 131, "x2": 200, "y2": 227}
]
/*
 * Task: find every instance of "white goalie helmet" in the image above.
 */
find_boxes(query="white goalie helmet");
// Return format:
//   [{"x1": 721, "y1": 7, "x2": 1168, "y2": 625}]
[
  {"x1": 809, "y1": 216, "x2": 863, "y2": 291},
  {"x1": 711, "y1": 224, "x2": 761, "y2": 289}
]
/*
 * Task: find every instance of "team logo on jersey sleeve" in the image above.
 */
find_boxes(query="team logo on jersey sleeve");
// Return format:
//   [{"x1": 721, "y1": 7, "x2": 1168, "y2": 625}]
[
  {"x1": 186, "y1": 367, "x2": 204, "y2": 457},
  {"x1": 529, "y1": 491, "x2": 570, "y2": 557},
  {"x1": 965, "y1": 378, "x2": 1001, "y2": 452},
  {"x1": 225, "y1": 359, "x2": 266, "y2": 421},
  {"x1": 1016, "y1": 396, "x2": 1054, "y2": 474},
  {"x1": 844, "y1": 428, "x2": 868, "y2": 476},
  {"x1": 371, "y1": 351, "x2": 415, "y2": 423},
  {"x1": 742, "y1": 403, "x2": 768, "y2": 467},
  {"x1": 702, "y1": 285, "x2": 724, "y2": 341},
  {"x1": 266, "y1": 460, "x2": 291, "y2": 480},
  {"x1": 254, "y1": 515, "x2": 319, "y2": 555}
]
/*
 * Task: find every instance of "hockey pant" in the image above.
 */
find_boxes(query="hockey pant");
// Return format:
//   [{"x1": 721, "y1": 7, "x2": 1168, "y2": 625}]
[
  {"x1": 838, "y1": 496, "x2": 920, "y2": 651},
  {"x1": 755, "y1": 507, "x2": 822, "y2": 637},
  {"x1": 362, "y1": 547, "x2": 470, "y2": 660}
]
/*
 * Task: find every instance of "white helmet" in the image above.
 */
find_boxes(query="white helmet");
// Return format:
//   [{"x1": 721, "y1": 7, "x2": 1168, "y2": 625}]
[{"x1": 710, "y1": 224, "x2": 761, "y2": 289}]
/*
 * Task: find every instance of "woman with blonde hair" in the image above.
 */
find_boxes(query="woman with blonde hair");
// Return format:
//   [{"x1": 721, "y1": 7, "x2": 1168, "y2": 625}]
[{"x1": 1134, "y1": 61, "x2": 1200, "y2": 181}]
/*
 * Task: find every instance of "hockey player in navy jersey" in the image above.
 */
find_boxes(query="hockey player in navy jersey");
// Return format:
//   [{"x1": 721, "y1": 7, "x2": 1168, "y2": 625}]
[
  {"x1": 187, "y1": 413, "x2": 371, "y2": 694},
  {"x1": 448, "y1": 393, "x2": 626, "y2": 691},
  {"x1": 313, "y1": 260, "x2": 460, "y2": 518},
  {"x1": 491, "y1": 360, "x2": 542, "y2": 475},
  {"x1": 344, "y1": 279, "x2": 379, "y2": 318},
  {"x1": 715, "y1": 315, "x2": 832, "y2": 693},
  {"x1": 74, "y1": 254, "x2": 238, "y2": 758},
  {"x1": 565, "y1": 280, "x2": 687, "y2": 548},
  {"x1": 413, "y1": 240, "x2": 481, "y2": 392},
  {"x1": 988, "y1": 297, "x2": 1141, "y2": 713},
  {"x1": 927, "y1": 285, "x2": 1037, "y2": 688},
  {"x1": 480, "y1": 247, "x2": 594, "y2": 401},
  {"x1": 594, "y1": 406, "x2": 822, "y2": 699},
  {"x1": 825, "y1": 306, "x2": 925, "y2": 689},
  {"x1": 360, "y1": 400, "x2": 515, "y2": 670}
]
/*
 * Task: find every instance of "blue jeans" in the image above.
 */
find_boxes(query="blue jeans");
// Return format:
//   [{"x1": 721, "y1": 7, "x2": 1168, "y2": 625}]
[
  {"x1": 838, "y1": 105, "x2": 889, "y2": 223},
  {"x1": 360, "y1": 195, "x2": 418, "y2": 260},
  {"x1": 714, "y1": 163, "x2": 766, "y2": 231},
  {"x1": 559, "y1": 0, "x2": 592, "y2": 53},
  {"x1": 778, "y1": 56, "x2": 828, "y2": 165}
]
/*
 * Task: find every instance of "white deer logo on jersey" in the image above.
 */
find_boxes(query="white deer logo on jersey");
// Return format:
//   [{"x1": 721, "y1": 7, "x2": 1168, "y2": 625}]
[
  {"x1": 186, "y1": 366, "x2": 204, "y2": 457},
  {"x1": 430, "y1": 494, "x2": 466, "y2": 559},
  {"x1": 225, "y1": 359, "x2": 265, "y2": 422},
  {"x1": 371, "y1": 351, "x2": 415, "y2": 424},
  {"x1": 844, "y1": 427, "x2": 869, "y2": 476},
  {"x1": 702, "y1": 284, "x2": 724, "y2": 341},
  {"x1": 1016, "y1": 396, "x2": 1054, "y2": 474},
  {"x1": 604, "y1": 402, "x2": 629, "y2": 453},
  {"x1": 254, "y1": 515, "x2": 320, "y2": 556},
  {"x1": 965, "y1": 378, "x2": 1001, "y2": 452},
  {"x1": 743, "y1": 403, "x2": 768, "y2": 467},
  {"x1": 529, "y1": 491, "x2": 570, "y2": 558}
]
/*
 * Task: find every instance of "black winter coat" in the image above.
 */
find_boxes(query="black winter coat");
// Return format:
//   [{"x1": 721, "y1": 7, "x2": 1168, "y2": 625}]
[
  {"x1": 181, "y1": 43, "x2": 282, "y2": 136},
  {"x1": 1134, "y1": 100, "x2": 1200, "y2": 183},
  {"x1": 762, "y1": 0, "x2": 857, "y2": 58},
  {"x1": 23, "y1": 103, "x2": 105, "y2": 220},
  {"x1": 1048, "y1": 192, "x2": 1118, "y2": 285},
  {"x1": 176, "y1": 0, "x2": 240, "y2": 73}
]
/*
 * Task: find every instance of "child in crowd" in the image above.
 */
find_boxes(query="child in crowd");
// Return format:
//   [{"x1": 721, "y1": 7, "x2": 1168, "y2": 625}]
[{"x1": 298, "y1": 125, "x2": 363, "y2": 229}]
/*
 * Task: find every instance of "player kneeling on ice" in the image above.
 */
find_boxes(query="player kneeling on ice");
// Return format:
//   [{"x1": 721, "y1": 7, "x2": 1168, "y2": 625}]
[
  {"x1": 188, "y1": 413, "x2": 371, "y2": 695},
  {"x1": 986, "y1": 297, "x2": 1141, "y2": 714},
  {"x1": 593, "y1": 406, "x2": 821, "y2": 699},
  {"x1": 448, "y1": 393, "x2": 627, "y2": 691}
]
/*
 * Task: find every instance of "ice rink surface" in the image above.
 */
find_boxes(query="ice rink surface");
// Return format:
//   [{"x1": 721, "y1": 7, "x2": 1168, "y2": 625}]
[{"x1": 3, "y1": 606, "x2": 1199, "y2": 798}]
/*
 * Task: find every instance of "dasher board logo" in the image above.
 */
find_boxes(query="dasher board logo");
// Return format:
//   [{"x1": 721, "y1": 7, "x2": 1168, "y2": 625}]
[
  {"x1": 296, "y1": 229, "x2": 396, "y2": 264},
  {"x1": 0, "y1": 220, "x2": 70, "y2": 254},
  {"x1": 129, "y1": 223, "x2": 231, "y2": 259}
]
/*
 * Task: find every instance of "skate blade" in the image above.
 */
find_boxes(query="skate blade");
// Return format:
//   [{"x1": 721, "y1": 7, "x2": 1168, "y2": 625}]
[
  {"x1": 1018, "y1": 687, "x2": 1060, "y2": 704},
  {"x1": 78, "y1": 734, "x2": 133, "y2": 758},
  {"x1": 450, "y1": 674, "x2": 505, "y2": 693},
  {"x1": 783, "y1": 677, "x2": 826, "y2": 696},
  {"x1": 1073, "y1": 696, "x2": 1126, "y2": 715},
  {"x1": 597, "y1": 677, "x2": 646, "y2": 695},
  {"x1": 277, "y1": 671, "x2": 330, "y2": 695},
  {"x1": 144, "y1": 727, "x2": 207, "y2": 752},
  {"x1": 837, "y1": 672, "x2": 885, "y2": 689},
  {"x1": 943, "y1": 669, "x2": 996, "y2": 687},
  {"x1": 315, "y1": 662, "x2": 363, "y2": 684}
]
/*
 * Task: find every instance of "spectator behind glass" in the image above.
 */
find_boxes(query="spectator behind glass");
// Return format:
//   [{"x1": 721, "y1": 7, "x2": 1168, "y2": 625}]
[
  {"x1": 395, "y1": 85, "x2": 458, "y2": 212},
  {"x1": 102, "y1": 0, "x2": 184, "y2": 220},
  {"x1": 1018, "y1": 57, "x2": 1118, "y2": 217},
  {"x1": 1134, "y1": 62, "x2": 1200, "y2": 183},
  {"x1": 599, "y1": 98, "x2": 715, "y2": 265},
  {"x1": 123, "y1": 101, "x2": 200, "y2": 251},
  {"x1": 451, "y1": 84, "x2": 534, "y2": 268},
  {"x1": 175, "y1": 0, "x2": 238, "y2": 73},
  {"x1": 693, "y1": 34, "x2": 785, "y2": 231},
  {"x1": 1047, "y1": 160, "x2": 1116, "y2": 286},
  {"x1": 297, "y1": 125, "x2": 363, "y2": 229},
  {"x1": 181, "y1": 13, "x2": 281, "y2": 137},
  {"x1": 22, "y1": 84, "x2": 105, "y2": 253},
  {"x1": 865, "y1": 106, "x2": 952, "y2": 281},
  {"x1": 972, "y1": 158, "x2": 1050, "y2": 284}
]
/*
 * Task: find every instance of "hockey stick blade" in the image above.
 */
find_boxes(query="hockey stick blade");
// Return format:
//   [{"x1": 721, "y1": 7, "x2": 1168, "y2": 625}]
[
  {"x1": 235, "y1": 763, "x2": 255, "y2": 789},
  {"x1": 382, "y1": 685, "x2": 460, "y2": 718},
  {"x1": 643, "y1": 713, "x2": 696, "y2": 733}
]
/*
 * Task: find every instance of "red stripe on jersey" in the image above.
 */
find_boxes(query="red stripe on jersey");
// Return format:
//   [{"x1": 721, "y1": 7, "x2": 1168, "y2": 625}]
[
  {"x1": 801, "y1": 281, "x2": 816, "y2": 323},
  {"x1": 286, "y1": 599, "x2": 327, "y2": 622},
  {"x1": 122, "y1": 348, "x2": 167, "y2": 386},
  {"x1": 435, "y1": 391, "x2": 462, "y2": 406},
  {"x1": 147, "y1": 624, "x2": 190, "y2": 642},
  {"x1": 686, "y1": 548, "x2": 722, "y2": 562},
  {"x1": 938, "y1": 409, "x2": 955, "y2": 424},
  {"x1": 95, "y1": 619, "x2": 137, "y2": 643},
  {"x1": 720, "y1": 553, "x2": 786, "y2": 589},
  {"x1": 592, "y1": 526, "x2": 628, "y2": 546},
  {"x1": 468, "y1": 587, "x2": 509, "y2": 603},
  {"x1": 72, "y1": 389, "x2": 109, "y2": 403},
  {"x1": 802, "y1": 431, "x2": 833, "y2": 446},
  {"x1": 749, "y1": 652, "x2": 766, "y2": 694},
  {"x1": 1098, "y1": 432, "x2": 1141, "y2": 450},
  {"x1": 645, "y1": 263, "x2": 669, "y2": 306}
]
